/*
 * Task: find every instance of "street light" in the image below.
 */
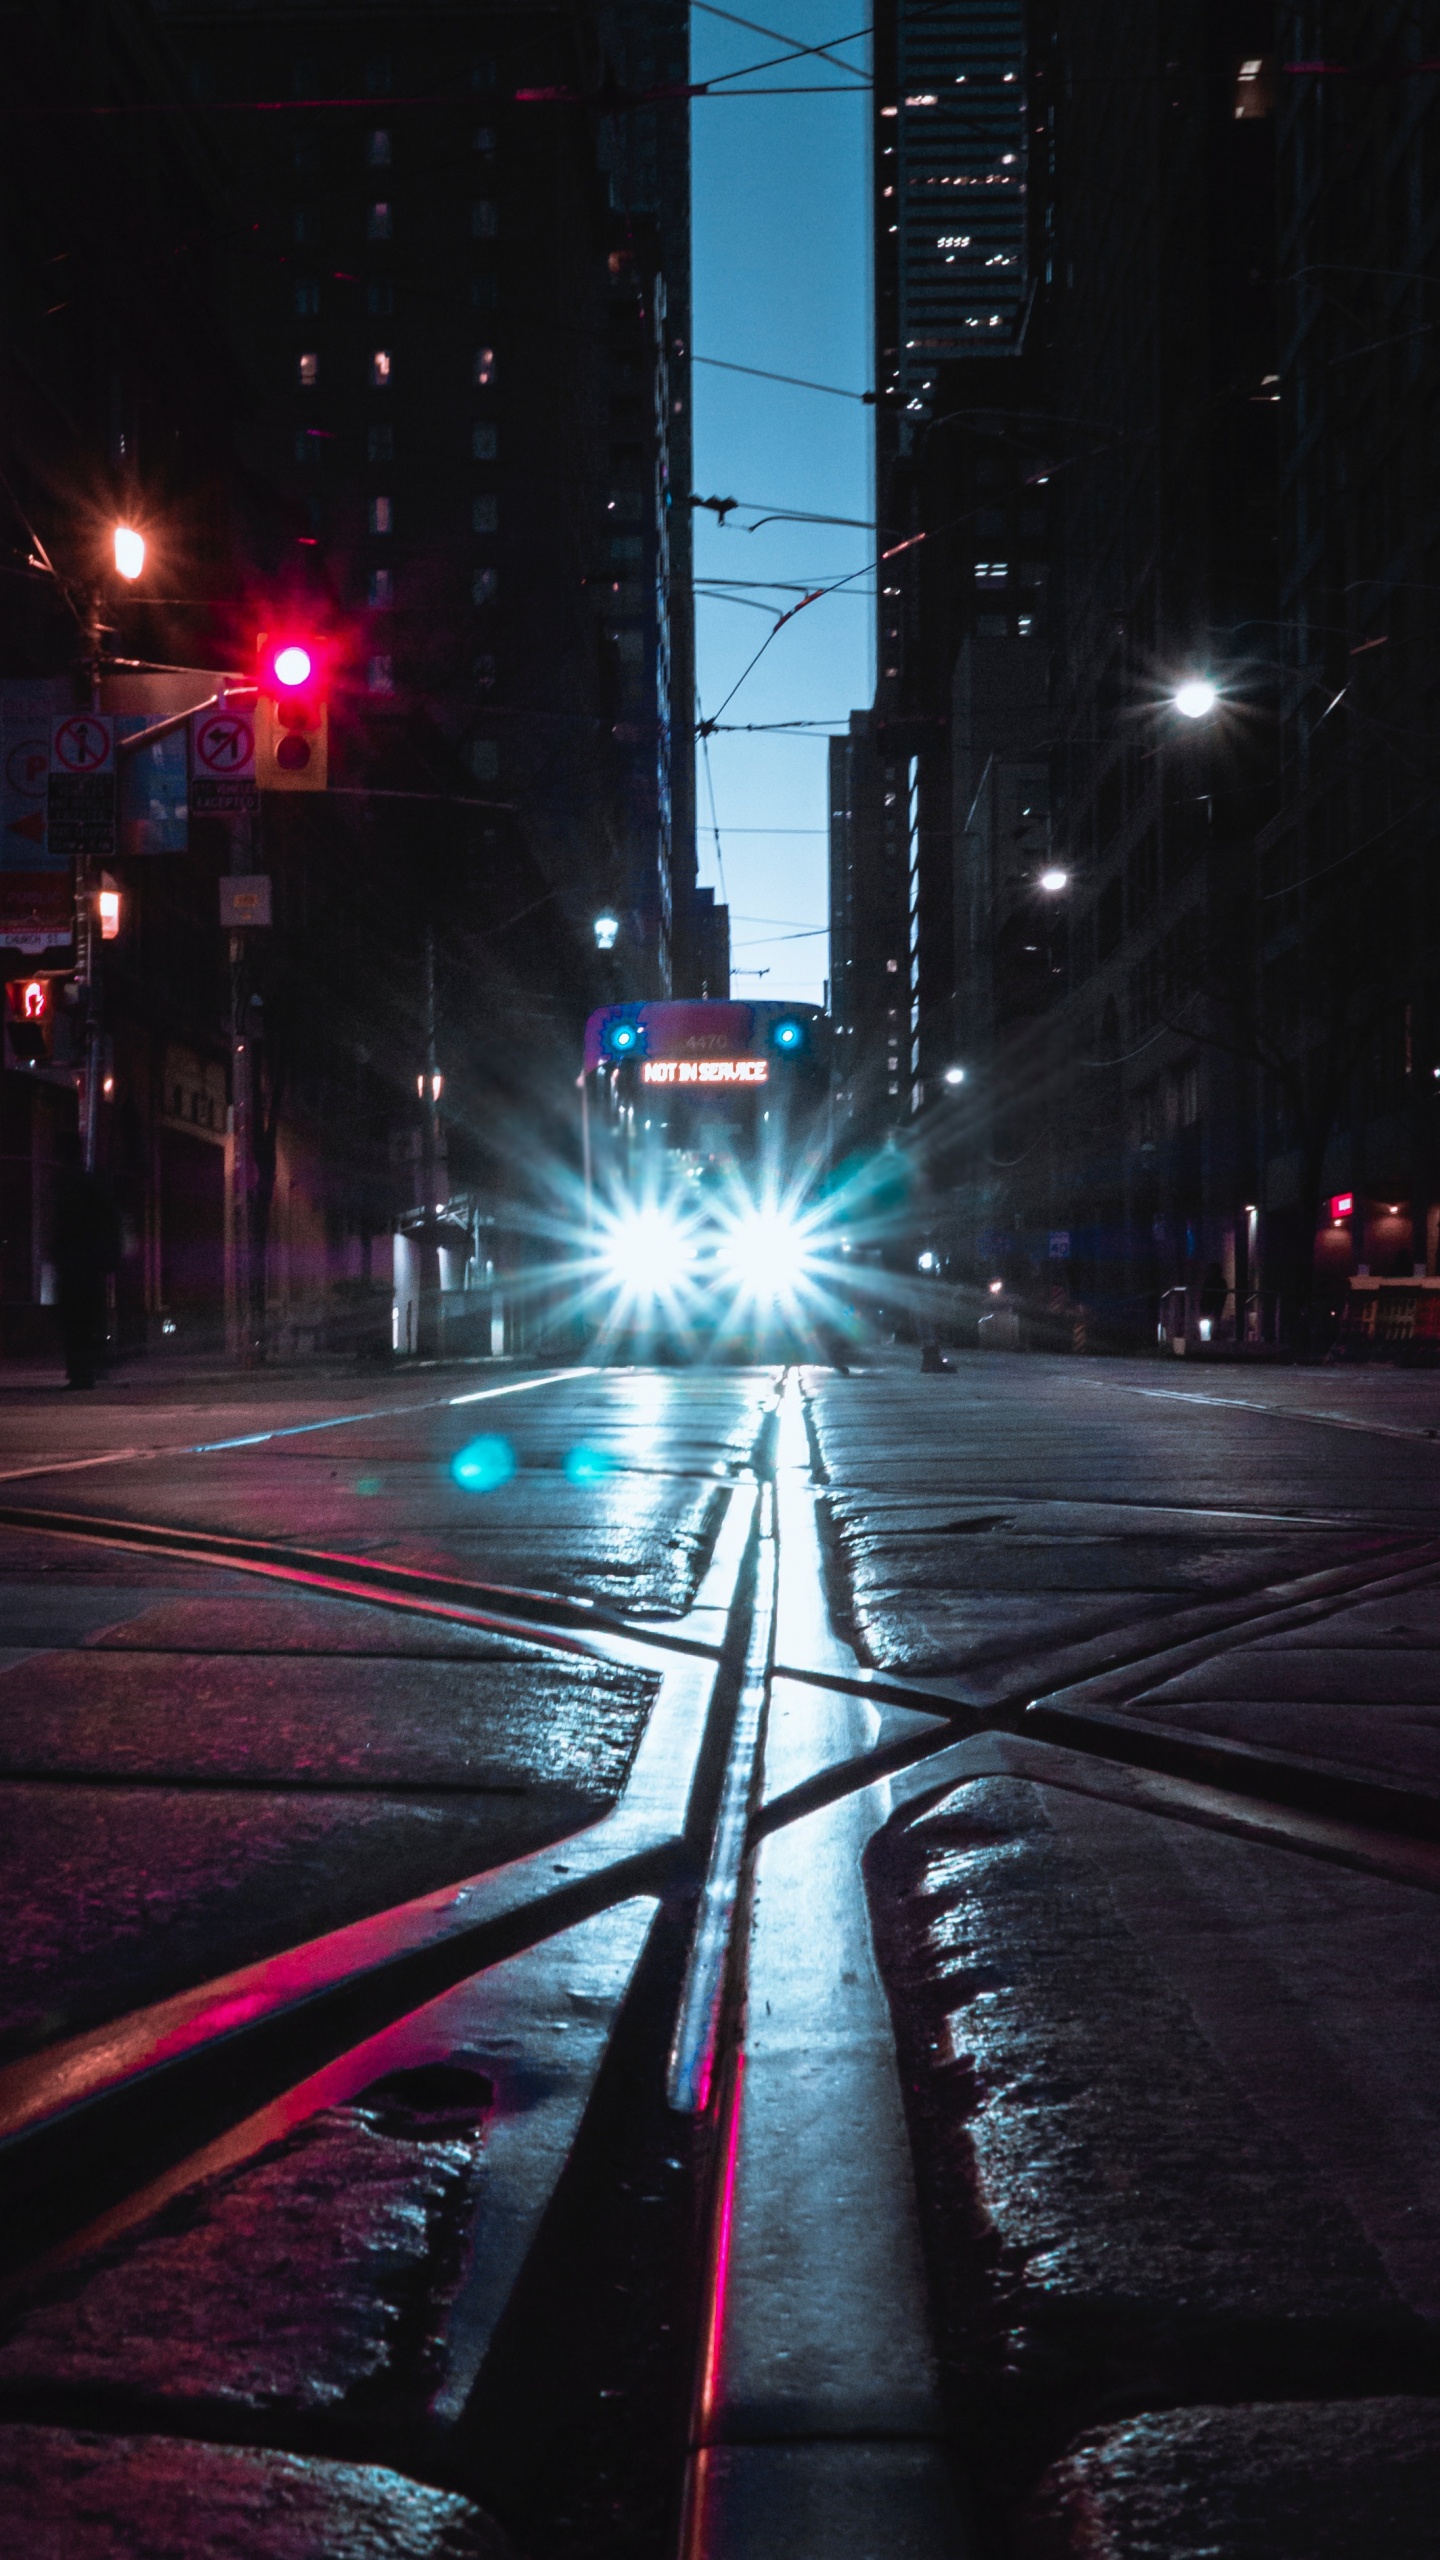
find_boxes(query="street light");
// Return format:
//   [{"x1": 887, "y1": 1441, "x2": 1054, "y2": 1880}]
[
  {"x1": 593, "y1": 913, "x2": 619, "y2": 952},
  {"x1": 1173, "y1": 677, "x2": 1218, "y2": 720},
  {"x1": 943, "y1": 1064, "x2": 966, "y2": 1087},
  {"x1": 113, "y1": 526, "x2": 145, "y2": 582},
  {"x1": 1038, "y1": 866, "x2": 1069, "y2": 892}
]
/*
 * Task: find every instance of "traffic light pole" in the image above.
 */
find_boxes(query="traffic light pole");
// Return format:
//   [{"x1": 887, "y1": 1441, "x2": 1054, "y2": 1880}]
[
  {"x1": 416, "y1": 924, "x2": 443, "y2": 1359},
  {"x1": 229, "y1": 926, "x2": 254, "y2": 1368}
]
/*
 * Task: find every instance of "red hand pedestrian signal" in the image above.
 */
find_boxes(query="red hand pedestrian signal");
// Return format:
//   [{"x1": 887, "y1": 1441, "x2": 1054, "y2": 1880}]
[
  {"x1": 255, "y1": 632, "x2": 329, "y2": 791},
  {"x1": 6, "y1": 975, "x2": 59, "y2": 1069}
]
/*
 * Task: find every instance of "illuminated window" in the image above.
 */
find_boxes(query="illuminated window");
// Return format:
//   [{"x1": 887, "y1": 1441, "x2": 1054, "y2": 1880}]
[
  {"x1": 368, "y1": 201, "x2": 393, "y2": 240},
  {"x1": 369, "y1": 567, "x2": 393, "y2": 607},
  {"x1": 474, "y1": 346, "x2": 496, "y2": 386},
  {"x1": 294, "y1": 207, "x2": 316, "y2": 243},
  {"x1": 370, "y1": 495, "x2": 392, "y2": 534},
  {"x1": 368, "y1": 654, "x2": 394, "y2": 694},
  {"x1": 368, "y1": 128, "x2": 391, "y2": 165},
  {"x1": 294, "y1": 279, "x2": 320, "y2": 315},
  {"x1": 974, "y1": 561, "x2": 1008, "y2": 585},
  {"x1": 367, "y1": 422, "x2": 393, "y2": 462},
  {"x1": 473, "y1": 567, "x2": 497, "y2": 605},
  {"x1": 298, "y1": 351, "x2": 318, "y2": 388},
  {"x1": 472, "y1": 422, "x2": 497, "y2": 460},
  {"x1": 472, "y1": 494, "x2": 498, "y2": 534},
  {"x1": 471, "y1": 200, "x2": 498, "y2": 239},
  {"x1": 371, "y1": 348, "x2": 392, "y2": 386}
]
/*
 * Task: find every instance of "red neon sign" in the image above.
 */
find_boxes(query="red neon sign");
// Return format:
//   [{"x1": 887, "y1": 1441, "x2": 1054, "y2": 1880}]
[{"x1": 1329, "y1": 1192, "x2": 1354, "y2": 1220}]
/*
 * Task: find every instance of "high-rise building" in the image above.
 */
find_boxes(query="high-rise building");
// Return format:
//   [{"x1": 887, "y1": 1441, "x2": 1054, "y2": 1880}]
[{"x1": 157, "y1": 0, "x2": 694, "y2": 998}]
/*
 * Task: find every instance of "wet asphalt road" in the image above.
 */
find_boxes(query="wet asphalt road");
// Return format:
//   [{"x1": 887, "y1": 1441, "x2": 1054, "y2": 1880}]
[
  {"x1": 4, "y1": 1343, "x2": 1440, "y2": 2086},
  {"x1": 5, "y1": 1347, "x2": 1440, "y2": 2558},
  {"x1": 0, "y1": 1365, "x2": 767, "y2": 2059}
]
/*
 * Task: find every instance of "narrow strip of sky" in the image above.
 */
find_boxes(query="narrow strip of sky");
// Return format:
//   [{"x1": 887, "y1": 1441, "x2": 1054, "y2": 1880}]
[{"x1": 691, "y1": 1, "x2": 871, "y2": 1004}]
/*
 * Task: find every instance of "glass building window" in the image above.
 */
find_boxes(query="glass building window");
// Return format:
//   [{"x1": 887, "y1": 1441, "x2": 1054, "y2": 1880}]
[
  {"x1": 470, "y1": 740, "x2": 499, "y2": 782},
  {"x1": 368, "y1": 655, "x2": 394, "y2": 694},
  {"x1": 367, "y1": 55, "x2": 392, "y2": 95},
  {"x1": 472, "y1": 568, "x2": 496, "y2": 606},
  {"x1": 294, "y1": 279, "x2": 320, "y2": 315},
  {"x1": 610, "y1": 535, "x2": 643, "y2": 564},
  {"x1": 474, "y1": 126, "x2": 496, "y2": 155},
  {"x1": 369, "y1": 568, "x2": 393, "y2": 608},
  {"x1": 294, "y1": 207, "x2": 316, "y2": 242},
  {"x1": 474, "y1": 346, "x2": 495, "y2": 386},
  {"x1": 367, "y1": 422, "x2": 394, "y2": 462},
  {"x1": 367, "y1": 280, "x2": 394, "y2": 316},
  {"x1": 370, "y1": 495, "x2": 392, "y2": 534},
  {"x1": 472, "y1": 495, "x2": 498, "y2": 534},
  {"x1": 472, "y1": 424, "x2": 497, "y2": 460},
  {"x1": 368, "y1": 128, "x2": 391, "y2": 166},
  {"x1": 368, "y1": 202, "x2": 393, "y2": 240},
  {"x1": 298, "y1": 351, "x2": 318, "y2": 388},
  {"x1": 471, "y1": 276, "x2": 497, "y2": 311},
  {"x1": 474, "y1": 653, "x2": 496, "y2": 689},
  {"x1": 371, "y1": 349, "x2": 392, "y2": 387},
  {"x1": 471, "y1": 201, "x2": 497, "y2": 239}
]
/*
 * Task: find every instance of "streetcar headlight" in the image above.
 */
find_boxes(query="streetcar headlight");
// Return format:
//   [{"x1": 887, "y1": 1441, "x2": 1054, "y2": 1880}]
[
  {"x1": 599, "y1": 1202, "x2": 691, "y2": 1295},
  {"x1": 720, "y1": 1205, "x2": 815, "y2": 1303}
]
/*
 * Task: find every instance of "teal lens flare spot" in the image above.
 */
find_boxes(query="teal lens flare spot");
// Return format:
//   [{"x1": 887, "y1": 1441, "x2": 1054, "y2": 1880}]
[
  {"x1": 564, "y1": 1444, "x2": 614, "y2": 1487},
  {"x1": 355, "y1": 1475, "x2": 384, "y2": 1497},
  {"x1": 451, "y1": 1435, "x2": 516, "y2": 1493}
]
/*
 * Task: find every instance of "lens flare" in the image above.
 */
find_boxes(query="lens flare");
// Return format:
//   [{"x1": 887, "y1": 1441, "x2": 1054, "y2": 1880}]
[
  {"x1": 599, "y1": 1201, "x2": 692, "y2": 1295},
  {"x1": 564, "y1": 1444, "x2": 614, "y2": 1486},
  {"x1": 718, "y1": 1202, "x2": 816, "y2": 1305},
  {"x1": 451, "y1": 1435, "x2": 516, "y2": 1491}
]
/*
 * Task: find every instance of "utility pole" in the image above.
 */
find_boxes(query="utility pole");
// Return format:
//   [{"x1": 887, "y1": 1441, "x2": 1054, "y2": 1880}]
[{"x1": 415, "y1": 922, "x2": 443, "y2": 1357}]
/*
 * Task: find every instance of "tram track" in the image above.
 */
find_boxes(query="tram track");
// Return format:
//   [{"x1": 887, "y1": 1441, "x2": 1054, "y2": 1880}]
[
  {"x1": 6, "y1": 1364, "x2": 1440, "y2": 2555},
  {"x1": 6, "y1": 1429, "x2": 1440, "y2": 2276}
]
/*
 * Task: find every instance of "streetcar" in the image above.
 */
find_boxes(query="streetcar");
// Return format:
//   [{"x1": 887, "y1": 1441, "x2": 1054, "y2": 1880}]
[{"x1": 580, "y1": 997, "x2": 838, "y2": 1356}]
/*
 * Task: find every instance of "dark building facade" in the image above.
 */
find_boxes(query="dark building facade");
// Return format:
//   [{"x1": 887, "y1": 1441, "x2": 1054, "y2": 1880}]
[{"x1": 1, "y1": 0, "x2": 697, "y2": 1363}]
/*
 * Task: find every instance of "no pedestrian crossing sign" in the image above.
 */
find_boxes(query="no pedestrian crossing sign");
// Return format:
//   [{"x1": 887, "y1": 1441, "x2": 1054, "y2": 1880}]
[{"x1": 192, "y1": 706, "x2": 258, "y2": 814}]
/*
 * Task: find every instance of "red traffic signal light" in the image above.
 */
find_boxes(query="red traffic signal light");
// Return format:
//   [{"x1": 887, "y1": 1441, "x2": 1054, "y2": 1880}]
[{"x1": 255, "y1": 629, "x2": 329, "y2": 790}]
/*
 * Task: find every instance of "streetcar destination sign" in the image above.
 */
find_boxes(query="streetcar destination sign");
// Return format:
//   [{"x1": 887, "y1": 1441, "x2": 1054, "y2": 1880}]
[{"x1": 642, "y1": 1058, "x2": 768, "y2": 1085}]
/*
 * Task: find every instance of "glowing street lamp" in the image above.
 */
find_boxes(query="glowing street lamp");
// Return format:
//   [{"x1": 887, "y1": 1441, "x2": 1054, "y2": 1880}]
[
  {"x1": 1038, "y1": 866, "x2": 1069, "y2": 892},
  {"x1": 943, "y1": 1064, "x2": 966, "y2": 1087},
  {"x1": 113, "y1": 526, "x2": 145, "y2": 581},
  {"x1": 593, "y1": 913, "x2": 620, "y2": 952},
  {"x1": 1173, "y1": 677, "x2": 1218, "y2": 721}
]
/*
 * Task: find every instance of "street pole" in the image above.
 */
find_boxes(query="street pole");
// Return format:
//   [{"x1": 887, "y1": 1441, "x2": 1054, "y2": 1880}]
[{"x1": 416, "y1": 922, "x2": 442, "y2": 1357}]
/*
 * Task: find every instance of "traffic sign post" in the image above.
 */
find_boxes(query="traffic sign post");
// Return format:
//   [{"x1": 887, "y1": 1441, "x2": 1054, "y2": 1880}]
[{"x1": 48, "y1": 715, "x2": 115, "y2": 1170}]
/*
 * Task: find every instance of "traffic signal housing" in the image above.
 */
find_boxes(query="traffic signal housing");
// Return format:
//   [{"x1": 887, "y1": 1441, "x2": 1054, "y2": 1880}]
[
  {"x1": 6, "y1": 976, "x2": 52, "y2": 1066},
  {"x1": 256, "y1": 632, "x2": 328, "y2": 791}
]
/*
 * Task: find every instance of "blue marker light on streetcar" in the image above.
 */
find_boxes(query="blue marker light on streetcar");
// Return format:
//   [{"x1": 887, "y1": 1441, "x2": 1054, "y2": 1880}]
[
  {"x1": 773, "y1": 1019, "x2": 804, "y2": 1051},
  {"x1": 451, "y1": 1435, "x2": 516, "y2": 1492},
  {"x1": 606, "y1": 1021, "x2": 639, "y2": 1054}
]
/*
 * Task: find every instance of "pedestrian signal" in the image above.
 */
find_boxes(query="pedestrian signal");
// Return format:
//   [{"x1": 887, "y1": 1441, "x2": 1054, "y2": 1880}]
[{"x1": 6, "y1": 976, "x2": 58, "y2": 1068}]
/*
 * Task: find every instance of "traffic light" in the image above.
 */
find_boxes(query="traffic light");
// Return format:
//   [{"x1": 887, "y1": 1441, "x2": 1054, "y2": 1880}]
[
  {"x1": 255, "y1": 631, "x2": 328, "y2": 791},
  {"x1": 6, "y1": 977, "x2": 51, "y2": 1066}
]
